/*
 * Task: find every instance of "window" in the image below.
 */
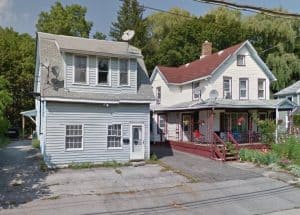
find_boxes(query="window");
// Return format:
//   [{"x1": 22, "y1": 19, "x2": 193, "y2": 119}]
[
  {"x1": 74, "y1": 56, "x2": 87, "y2": 83},
  {"x1": 239, "y1": 78, "x2": 248, "y2": 99},
  {"x1": 223, "y1": 77, "x2": 232, "y2": 99},
  {"x1": 107, "y1": 124, "x2": 122, "y2": 148},
  {"x1": 98, "y1": 58, "x2": 110, "y2": 85},
  {"x1": 258, "y1": 79, "x2": 266, "y2": 99},
  {"x1": 65, "y1": 125, "x2": 83, "y2": 150},
  {"x1": 287, "y1": 96, "x2": 293, "y2": 102},
  {"x1": 119, "y1": 59, "x2": 129, "y2": 85},
  {"x1": 237, "y1": 55, "x2": 245, "y2": 66},
  {"x1": 157, "y1": 114, "x2": 166, "y2": 134},
  {"x1": 156, "y1": 87, "x2": 161, "y2": 104},
  {"x1": 192, "y1": 82, "x2": 201, "y2": 100}
]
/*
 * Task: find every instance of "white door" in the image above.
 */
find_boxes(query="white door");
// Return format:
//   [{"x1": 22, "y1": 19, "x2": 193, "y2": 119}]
[
  {"x1": 130, "y1": 125, "x2": 144, "y2": 160},
  {"x1": 182, "y1": 114, "x2": 192, "y2": 142}
]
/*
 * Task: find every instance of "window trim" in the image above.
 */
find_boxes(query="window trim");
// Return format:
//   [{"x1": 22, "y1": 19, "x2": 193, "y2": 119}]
[
  {"x1": 237, "y1": 54, "x2": 246, "y2": 66},
  {"x1": 107, "y1": 124, "x2": 123, "y2": 150},
  {"x1": 223, "y1": 76, "x2": 232, "y2": 99},
  {"x1": 258, "y1": 78, "x2": 266, "y2": 100},
  {"x1": 73, "y1": 55, "x2": 89, "y2": 85},
  {"x1": 96, "y1": 57, "x2": 111, "y2": 86},
  {"x1": 192, "y1": 82, "x2": 201, "y2": 101},
  {"x1": 156, "y1": 86, "x2": 161, "y2": 104},
  {"x1": 239, "y1": 78, "x2": 249, "y2": 100},
  {"x1": 157, "y1": 114, "x2": 167, "y2": 135},
  {"x1": 118, "y1": 58, "x2": 130, "y2": 87},
  {"x1": 64, "y1": 124, "x2": 84, "y2": 151}
]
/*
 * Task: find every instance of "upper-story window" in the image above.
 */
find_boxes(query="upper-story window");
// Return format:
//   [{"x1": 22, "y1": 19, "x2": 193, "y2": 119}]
[
  {"x1": 192, "y1": 82, "x2": 201, "y2": 100},
  {"x1": 156, "y1": 87, "x2": 161, "y2": 104},
  {"x1": 237, "y1": 55, "x2": 245, "y2": 66},
  {"x1": 223, "y1": 77, "x2": 232, "y2": 99},
  {"x1": 119, "y1": 59, "x2": 129, "y2": 85},
  {"x1": 98, "y1": 58, "x2": 110, "y2": 85},
  {"x1": 258, "y1": 79, "x2": 266, "y2": 99},
  {"x1": 239, "y1": 78, "x2": 249, "y2": 99},
  {"x1": 74, "y1": 56, "x2": 87, "y2": 84}
]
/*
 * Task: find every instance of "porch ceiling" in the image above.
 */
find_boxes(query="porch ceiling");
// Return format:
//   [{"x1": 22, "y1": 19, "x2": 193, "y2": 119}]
[{"x1": 152, "y1": 98, "x2": 295, "y2": 112}]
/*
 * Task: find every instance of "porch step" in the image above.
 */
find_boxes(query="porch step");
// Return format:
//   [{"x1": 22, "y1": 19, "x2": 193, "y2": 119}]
[{"x1": 131, "y1": 161, "x2": 146, "y2": 167}]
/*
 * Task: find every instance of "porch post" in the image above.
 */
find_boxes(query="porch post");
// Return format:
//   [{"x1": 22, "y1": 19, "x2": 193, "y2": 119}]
[
  {"x1": 275, "y1": 107, "x2": 279, "y2": 143},
  {"x1": 22, "y1": 116, "x2": 25, "y2": 139}
]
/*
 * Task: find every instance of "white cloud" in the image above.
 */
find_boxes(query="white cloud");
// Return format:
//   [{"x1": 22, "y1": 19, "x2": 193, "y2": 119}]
[{"x1": 0, "y1": 0, "x2": 15, "y2": 27}]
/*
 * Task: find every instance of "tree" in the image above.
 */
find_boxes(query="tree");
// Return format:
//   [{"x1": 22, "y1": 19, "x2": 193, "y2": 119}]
[
  {"x1": 36, "y1": 1, "x2": 93, "y2": 37},
  {"x1": 0, "y1": 76, "x2": 12, "y2": 136},
  {"x1": 110, "y1": 0, "x2": 147, "y2": 48},
  {"x1": 93, "y1": 31, "x2": 107, "y2": 40},
  {"x1": 0, "y1": 27, "x2": 35, "y2": 128}
]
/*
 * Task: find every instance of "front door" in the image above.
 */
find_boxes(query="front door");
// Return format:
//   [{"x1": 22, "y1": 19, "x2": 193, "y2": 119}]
[
  {"x1": 130, "y1": 125, "x2": 144, "y2": 160},
  {"x1": 182, "y1": 114, "x2": 192, "y2": 142}
]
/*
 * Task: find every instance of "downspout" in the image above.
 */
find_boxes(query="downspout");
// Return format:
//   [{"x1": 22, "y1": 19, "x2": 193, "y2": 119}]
[{"x1": 275, "y1": 107, "x2": 279, "y2": 143}]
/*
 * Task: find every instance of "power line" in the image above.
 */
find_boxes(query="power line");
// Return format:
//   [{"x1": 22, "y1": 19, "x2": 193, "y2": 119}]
[{"x1": 193, "y1": 0, "x2": 300, "y2": 19}]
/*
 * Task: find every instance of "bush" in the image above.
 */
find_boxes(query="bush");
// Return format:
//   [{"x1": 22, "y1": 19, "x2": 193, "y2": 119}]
[
  {"x1": 0, "y1": 117, "x2": 10, "y2": 136},
  {"x1": 256, "y1": 119, "x2": 276, "y2": 146},
  {"x1": 150, "y1": 153, "x2": 158, "y2": 161},
  {"x1": 293, "y1": 114, "x2": 300, "y2": 126},
  {"x1": 0, "y1": 136, "x2": 9, "y2": 148},
  {"x1": 239, "y1": 149, "x2": 279, "y2": 166},
  {"x1": 32, "y1": 138, "x2": 40, "y2": 149},
  {"x1": 272, "y1": 136, "x2": 300, "y2": 164}
]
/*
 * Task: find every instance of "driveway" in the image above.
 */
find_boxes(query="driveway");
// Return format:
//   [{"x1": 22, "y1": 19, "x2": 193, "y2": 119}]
[
  {"x1": 1, "y1": 141, "x2": 300, "y2": 214},
  {"x1": 0, "y1": 140, "x2": 49, "y2": 208}
]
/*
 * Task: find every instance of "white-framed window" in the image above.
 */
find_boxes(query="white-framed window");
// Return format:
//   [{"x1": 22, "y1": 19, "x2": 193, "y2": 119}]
[
  {"x1": 107, "y1": 124, "x2": 122, "y2": 148},
  {"x1": 237, "y1": 55, "x2": 245, "y2": 66},
  {"x1": 258, "y1": 79, "x2": 266, "y2": 99},
  {"x1": 119, "y1": 59, "x2": 129, "y2": 86},
  {"x1": 239, "y1": 78, "x2": 248, "y2": 99},
  {"x1": 156, "y1": 86, "x2": 161, "y2": 104},
  {"x1": 157, "y1": 114, "x2": 166, "y2": 134},
  {"x1": 74, "y1": 55, "x2": 88, "y2": 84},
  {"x1": 97, "y1": 57, "x2": 110, "y2": 85},
  {"x1": 192, "y1": 82, "x2": 201, "y2": 100},
  {"x1": 65, "y1": 125, "x2": 83, "y2": 150},
  {"x1": 223, "y1": 77, "x2": 232, "y2": 99}
]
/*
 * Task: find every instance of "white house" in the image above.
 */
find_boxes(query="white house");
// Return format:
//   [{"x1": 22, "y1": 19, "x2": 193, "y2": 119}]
[
  {"x1": 150, "y1": 40, "x2": 294, "y2": 148},
  {"x1": 33, "y1": 32, "x2": 154, "y2": 167}
]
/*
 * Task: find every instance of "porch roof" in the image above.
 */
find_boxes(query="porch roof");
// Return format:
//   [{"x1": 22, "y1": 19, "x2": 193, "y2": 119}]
[
  {"x1": 152, "y1": 98, "x2": 295, "y2": 112},
  {"x1": 20, "y1": 109, "x2": 37, "y2": 117}
]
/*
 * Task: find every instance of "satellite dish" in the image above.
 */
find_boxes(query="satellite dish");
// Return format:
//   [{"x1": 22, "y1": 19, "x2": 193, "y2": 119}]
[
  {"x1": 209, "y1": 89, "x2": 219, "y2": 100},
  {"x1": 121, "y1": 30, "x2": 135, "y2": 41}
]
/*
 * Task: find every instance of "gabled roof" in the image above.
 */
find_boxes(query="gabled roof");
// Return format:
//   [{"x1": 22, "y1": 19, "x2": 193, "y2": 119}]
[
  {"x1": 274, "y1": 80, "x2": 300, "y2": 96},
  {"x1": 150, "y1": 40, "x2": 276, "y2": 85},
  {"x1": 37, "y1": 32, "x2": 142, "y2": 58}
]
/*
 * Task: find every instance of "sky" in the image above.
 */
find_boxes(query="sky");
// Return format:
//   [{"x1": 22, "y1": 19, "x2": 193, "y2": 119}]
[{"x1": 0, "y1": 0, "x2": 299, "y2": 37}]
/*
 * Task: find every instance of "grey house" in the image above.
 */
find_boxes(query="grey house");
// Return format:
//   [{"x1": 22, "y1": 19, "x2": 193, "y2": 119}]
[
  {"x1": 274, "y1": 81, "x2": 300, "y2": 105},
  {"x1": 34, "y1": 32, "x2": 154, "y2": 167}
]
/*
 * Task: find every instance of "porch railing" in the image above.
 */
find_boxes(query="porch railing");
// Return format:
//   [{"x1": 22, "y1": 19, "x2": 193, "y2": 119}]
[
  {"x1": 212, "y1": 132, "x2": 226, "y2": 161},
  {"x1": 219, "y1": 131, "x2": 261, "y2": 144}
]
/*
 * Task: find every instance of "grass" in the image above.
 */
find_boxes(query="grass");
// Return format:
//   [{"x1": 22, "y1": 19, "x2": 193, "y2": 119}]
[
  {"x1": 239, "y1": 135, "x2": 300, "y2": 177},
  {"x1": 39, "y1": 159, "x2": 48, "y2": 172},
  {"x1": 0, "y1": 136, "x2": 9, "y2": 148},
  {"x1": 32, "y1": 138, "x2": 40, "y2": 149},
  {"x1": 68, "y1": 160, "x2": 131, "y2": 169}
]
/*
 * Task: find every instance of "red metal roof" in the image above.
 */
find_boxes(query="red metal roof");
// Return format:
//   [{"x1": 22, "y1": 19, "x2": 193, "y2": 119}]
[{"x1": 157, "y1": 42, "x2": 244, "y2": 84}]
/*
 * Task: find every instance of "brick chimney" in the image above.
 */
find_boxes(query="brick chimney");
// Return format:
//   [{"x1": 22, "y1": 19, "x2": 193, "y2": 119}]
[{"x1": 201, "y1": 40, "x2": 212, "y2": 58}]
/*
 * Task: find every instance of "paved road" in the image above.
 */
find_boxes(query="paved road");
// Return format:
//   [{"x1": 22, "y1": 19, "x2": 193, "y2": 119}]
[
  {"x1": 0, "y1": 140, "x2": 49, "y2": 208},
  {"x1": 1, "y1": 141, "x2": 300, "y2": 214}
]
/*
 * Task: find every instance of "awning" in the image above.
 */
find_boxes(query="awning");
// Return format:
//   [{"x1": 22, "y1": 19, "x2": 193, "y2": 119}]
[{"x1": 20, "y1": 109, "x2": 36, "y2": 124}]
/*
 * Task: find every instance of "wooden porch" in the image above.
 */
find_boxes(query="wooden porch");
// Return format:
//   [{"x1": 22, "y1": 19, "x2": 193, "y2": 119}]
[{"x1": 153, "y1": 131, "x2": 268, "y2": 161}]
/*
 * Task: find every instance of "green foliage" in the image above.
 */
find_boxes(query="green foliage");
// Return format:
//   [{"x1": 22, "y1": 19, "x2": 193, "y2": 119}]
[
  {"x1": 110, "y1": 0, "x2": 147, "y2": 49},
  {"x1": 225, "y1": 141, "x2": 237, "y2": 154},
  {"x1": 293, "y1": 114, "x2": 300, "y2": 126},
  {"x1": 256, "y1": 119, "x2": 276, "y2": 146},
  {"x1": 272, "y1": 136, "x2": 300, "y2": 164},
  {"x1": 39, "y1": 159, "x2": 48, "y2": 172},
  {"x1": 0, "y1": 136, "x2": 9, "y2": 148},
  {"x1": 32, "y1": 138, "x2": 40, "y2": 149},
  {"x1": 68, "y1": 160, "x2": 131, "y2": 169},
  {"x1": 93, "y1": 31, "x2": 107, "y2": 40},
  {"x1": 0, "y1": 27, "x2": 35, "y2": 128},
  {"x1": 36, "y1": 1, "x2": 93, "y2": 37},
  {"x1": 239, "y1": 149, "x2": 279, "y2": 166},
  {"x1": 150, "y1": 152, "x2": 158, "y2": 161},
  {"x1": 287, "y1": 164, "x2": 300, "y2": 177}
]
